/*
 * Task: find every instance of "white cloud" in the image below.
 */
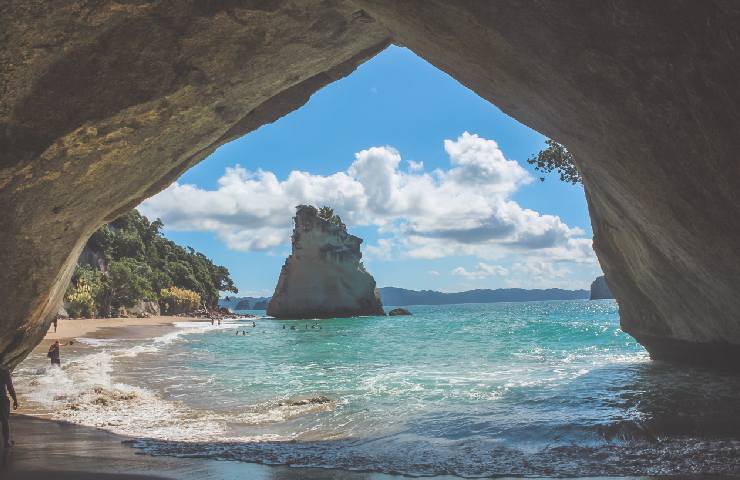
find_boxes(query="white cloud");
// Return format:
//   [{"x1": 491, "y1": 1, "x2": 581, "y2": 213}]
[
  {"x1": 140, "y1": 132, "x2": 597, "y2": 278},
  {"x1": 364, "y1": 238, "x2": 393, "y2": 260},
  {"x1": 452, "y1": 262, "x2": 509, "y2": 280},
  {"x1": 407, "y1": 160, "x2": 424, "y2": 172},
  {"x1": 427, "y1": 270, "x2": 441, "y2": 277}
]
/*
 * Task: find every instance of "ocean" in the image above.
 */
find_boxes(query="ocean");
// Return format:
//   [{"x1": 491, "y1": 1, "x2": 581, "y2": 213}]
[{"x1": 15, "y1": 300, "x2": 740, "y2": 476}]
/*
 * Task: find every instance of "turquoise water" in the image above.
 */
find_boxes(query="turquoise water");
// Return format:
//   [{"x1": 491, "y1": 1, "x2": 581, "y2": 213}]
[{"x1": 19, "y1": 300, "x2": 740, "y2": 476}]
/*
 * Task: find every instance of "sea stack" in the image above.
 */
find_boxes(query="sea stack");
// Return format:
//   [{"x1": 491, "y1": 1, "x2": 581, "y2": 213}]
[
  {"x1": 590, "y1": 276, "x2": 615, "y2": 300},
  {"x1": 267, "y1": 205, "x2": 385, "y2": 319}
]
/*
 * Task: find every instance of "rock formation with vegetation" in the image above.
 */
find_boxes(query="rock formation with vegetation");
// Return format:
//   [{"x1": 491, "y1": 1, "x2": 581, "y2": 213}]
[
  {"x1": 267, "y1": 206, "x2": 384, "y2": 319},
  {"x1": 64, "y1": 210, "x2": 237, "y2": 318}
]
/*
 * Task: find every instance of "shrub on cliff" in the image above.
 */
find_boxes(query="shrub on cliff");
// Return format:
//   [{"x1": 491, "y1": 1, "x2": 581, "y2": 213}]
[{"x1": 160, "y1": 287, "x2": 201, "y2": 314}]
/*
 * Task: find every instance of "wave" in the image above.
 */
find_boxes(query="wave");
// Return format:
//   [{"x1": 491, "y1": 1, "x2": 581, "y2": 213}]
[{"x1": 16, "y1": 322, "x2": 338, "y2": 443}]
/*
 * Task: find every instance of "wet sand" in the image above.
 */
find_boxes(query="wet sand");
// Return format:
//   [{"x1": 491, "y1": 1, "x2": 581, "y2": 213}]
[
  {"x1": 11, "y1": 317, "x2": 418, "y2": 479},
  {"x1": 3, "y1": 415, "x2": 429, "y2": 480}
]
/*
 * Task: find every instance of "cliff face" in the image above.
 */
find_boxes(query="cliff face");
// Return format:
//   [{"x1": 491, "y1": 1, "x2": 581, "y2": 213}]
[
  {"x1": 267, "y1": 206, "x2": 384, "y2": 319},
  {"x1": 3, "y1": 1, "x2": 740, "y2": 369},
  {"x1": 590, "y1": 276, "x2": 614, "y2": 300}
]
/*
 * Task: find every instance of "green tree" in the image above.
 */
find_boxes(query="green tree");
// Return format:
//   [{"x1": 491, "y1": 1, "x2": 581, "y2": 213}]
[
  {"x1": 527, "y1": 139, "x2": 582, "y2": 184},
  {"x1": 65, "y1": 209, "x2": 238, "y2": 316},
  {"x1": 108, "y1": 259, "x2": 155, "y2": 310},
  {"x1": 318, "y1": 206, "x2": 345, "y2": 227}
]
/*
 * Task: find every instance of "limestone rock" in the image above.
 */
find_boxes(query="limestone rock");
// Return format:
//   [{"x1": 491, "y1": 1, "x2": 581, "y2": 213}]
[
  {"x1": 55, "y1": 304, "x2": 69, "y2": 320},
  {"x1": 3, "y1": 2, "x2": 740, "y2": 369},
  {"x1": 590, "y1": 276, "x2": 614, "y2": 300},
  {"x1": 126, "y1": 300, "x2": 160, "y2": 318},
  {"x1": 388, "y1": 308, "x2": 412, "y2": 316},
  {"x1": 267, "y1": 206, "x2": 384, "y2": 319}
]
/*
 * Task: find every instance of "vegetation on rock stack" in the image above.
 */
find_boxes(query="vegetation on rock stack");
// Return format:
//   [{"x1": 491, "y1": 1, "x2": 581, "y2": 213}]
[
  {"x1": 317, "y1": 206, "x2": 345, "y2": 228},
  {"x1": 65, "y1": 210, "x2": 237, "y2": 318}
]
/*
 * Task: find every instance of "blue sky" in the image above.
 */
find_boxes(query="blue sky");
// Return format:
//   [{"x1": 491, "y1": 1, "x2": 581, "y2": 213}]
[{"x1": 140, "y1": 46, "x2": 602, "y2": 297}]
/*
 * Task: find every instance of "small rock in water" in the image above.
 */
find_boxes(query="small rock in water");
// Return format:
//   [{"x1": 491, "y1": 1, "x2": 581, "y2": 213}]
[
  {"x1": 279, "y1": 395, "x2": 332, "y2": 407},
  {"x1": 388, "y1": 308, "x2": 412, "y2": 316}
]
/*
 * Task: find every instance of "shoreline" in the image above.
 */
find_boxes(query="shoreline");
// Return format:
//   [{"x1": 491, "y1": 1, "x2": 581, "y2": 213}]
[
  {"x1": 6, "y1": 311, "x2": 694, "y2": 479},
  {"x1": 40, "y1": 315, "x2": 207, "y2": 344},
  {"x1": 12, "y1": 317, "x2": 419, "y2": 479},
  {"x1": 4, "y1": 415, "x2": 416, "y2": 480}
]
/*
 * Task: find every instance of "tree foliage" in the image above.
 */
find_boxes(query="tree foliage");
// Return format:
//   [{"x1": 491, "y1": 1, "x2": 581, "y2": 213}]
[
  {"x1": 65, "y1": 210, "x2": 237, "y2": 317},
  {"x1": 527, "y1": 139, "x2": 582, "y2": 185},
  {"x1": 318, "y1": 206, "x2": 345, "y2": 228}
]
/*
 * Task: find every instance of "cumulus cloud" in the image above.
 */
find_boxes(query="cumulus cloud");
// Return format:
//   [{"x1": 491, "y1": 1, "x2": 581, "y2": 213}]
[
  {"x1": 452, "y1": 263, "x2": 509, "y2": 280},
  {"x1": 407, "y1": 160, "x2": 424, "y2": 172},
  {"x1": 140, "y1": 132, "x2": 596, "y2": 268}
]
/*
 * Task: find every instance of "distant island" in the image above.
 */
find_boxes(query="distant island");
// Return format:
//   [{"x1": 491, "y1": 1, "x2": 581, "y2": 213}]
[
  {"x1": 220, "y1": 296, "x2": 270, "y2": 311},
  {"x1": 223, "y1": 286, "x2": 591, "y2": 310},
  {"x1": 378, "y1": 287, "x2": 589, "y2": 306}
]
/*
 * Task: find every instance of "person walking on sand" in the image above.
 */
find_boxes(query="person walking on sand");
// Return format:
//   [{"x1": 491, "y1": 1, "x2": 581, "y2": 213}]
[
  {"x1": 52, "y1": 317, "x2": 58, "y2": 333},
  {"x1": 47, "y1": 340, "x2": 66, "y2": 367},
  {"x1": 0, "y1": 367, "x2": 18, "y2": 449}
]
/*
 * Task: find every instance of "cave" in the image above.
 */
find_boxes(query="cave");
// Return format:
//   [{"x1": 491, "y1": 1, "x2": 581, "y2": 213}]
[{"x1": 2, "y1": 1, "x2": 740, "y2": 370}]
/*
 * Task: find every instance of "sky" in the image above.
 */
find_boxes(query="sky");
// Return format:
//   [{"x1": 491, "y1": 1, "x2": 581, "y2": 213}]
[{"x1": 139, "y1": 46, "x2": 603, "y2": 297}]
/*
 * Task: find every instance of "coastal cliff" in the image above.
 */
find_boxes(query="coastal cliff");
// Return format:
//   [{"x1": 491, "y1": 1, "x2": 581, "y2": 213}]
[
  {"x1": 3, "y1": 2, "x2": 740, "y2": 368},
  {"x1": 590, "y1": 276, "x2": 614, "y2": 300},
  {"x1": 267, "y1": 206, "x2": 384, "y2": 319}
]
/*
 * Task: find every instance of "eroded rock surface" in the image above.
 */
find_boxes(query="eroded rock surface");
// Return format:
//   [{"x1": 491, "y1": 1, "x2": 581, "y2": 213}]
[
  {"x1": 267, "y1": 206, "x2": 384, "y2": 319},
  {"x1": 590, "y1": 276, "x2": 614, "y2": 301},
  {"x1": 0, "y1": 0, "x2": 390, "y2": 368},
  {"x1": 2, "y1": 1, "x2": 740, "y2": 368}
]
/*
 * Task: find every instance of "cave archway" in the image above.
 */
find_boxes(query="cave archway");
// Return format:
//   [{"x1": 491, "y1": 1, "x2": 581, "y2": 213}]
[{"x1": 2, "y1": 1, "x2": 740, "y2": 369}]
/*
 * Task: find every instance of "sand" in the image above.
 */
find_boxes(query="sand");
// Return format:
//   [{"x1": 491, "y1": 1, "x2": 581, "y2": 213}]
[
  {"x1": 43, "y1": 316, "x2": 199, "y2": 342},
  {"x1": 9, "y1": 317, "x2": 412, "y2": 479},
  {"x1": 3, "y1": 415, "x2": 408, "y2": 480}
]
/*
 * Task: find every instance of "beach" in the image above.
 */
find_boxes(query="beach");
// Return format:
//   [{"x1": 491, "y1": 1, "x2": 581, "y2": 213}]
[
  {"x1": 5, "y1": 416, "x2": 414, "y2": 480},
  {"x1": 7, "y1": 302, "x2": 740, "y2": 477},
  {"x1": 7, "y1": 316, "x2": 411, "y2": 480},
  {"x1": 40, "y1": 315, "x2": 198, "y2": 346}
]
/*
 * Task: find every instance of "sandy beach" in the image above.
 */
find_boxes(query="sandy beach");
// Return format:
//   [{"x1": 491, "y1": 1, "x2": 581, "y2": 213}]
[
  {"x1": 4, "y1": 415, "x2": 409, "y2": 480},
  {"x1": 42, "y1": 316, "x2": 200, "y2": 343},
  {"x1": 7, "y1": 316, "x2": 412, "y2": 480}
]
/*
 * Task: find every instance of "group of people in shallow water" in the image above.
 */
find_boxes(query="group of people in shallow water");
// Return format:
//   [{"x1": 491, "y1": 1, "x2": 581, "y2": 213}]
[
  {"x1": 234, "y1": 321, "x2": 322, "y2": 335},
  {"x1": 235, "y1": 321, "x2": 257, "y2": 335}
]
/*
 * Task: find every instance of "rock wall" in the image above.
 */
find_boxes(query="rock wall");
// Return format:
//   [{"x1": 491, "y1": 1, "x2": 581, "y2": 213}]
[
  {"x1": 2, "y1": 1, "x2": 740, "y2": 368},
  {"x1": 267, "y1": 206, "x2": 384, "y2": 319},
  {"x1": 0, "y1": 0, "x2": 390, "y2": 368},
  {"x1": 590, "y1": 276, "x2": 614, "y2": 300}
]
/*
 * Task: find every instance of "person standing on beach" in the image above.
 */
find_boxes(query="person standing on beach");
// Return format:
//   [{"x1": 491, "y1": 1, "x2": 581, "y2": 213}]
[
  {"x1": 47, "y1": 340, "x2": 66, "y2": 367},
  {"x1": 0, "y1": 367, "x2": 18, "y2": 449},
  {"x1": 52, "y1": 317, "x2": 58, "y2": 333}
]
